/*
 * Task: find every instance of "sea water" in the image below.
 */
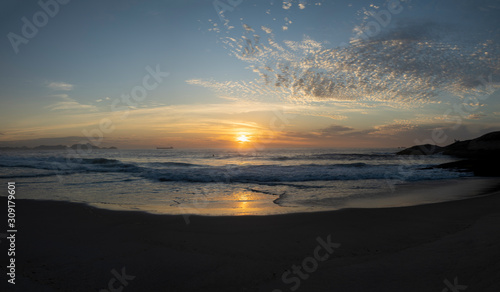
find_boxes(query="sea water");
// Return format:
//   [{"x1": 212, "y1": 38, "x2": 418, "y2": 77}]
[{"x1": 0, "y1": 148, "x2": 474, "y2": 215}]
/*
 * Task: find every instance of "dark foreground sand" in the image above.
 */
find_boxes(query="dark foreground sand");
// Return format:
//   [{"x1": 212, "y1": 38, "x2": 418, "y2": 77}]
[{"x1": 2, "y1": 182, "x2": 500, "y2": 291}]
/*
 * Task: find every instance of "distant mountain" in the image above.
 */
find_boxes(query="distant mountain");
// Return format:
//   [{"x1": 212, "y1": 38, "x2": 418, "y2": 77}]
[
  {"x1": 68, "y1": 143, "x2": 117, "y2": 150},
  {"x1": 34, "y1": 145, "x2": 70, "y2": 150},
  {"x1": 0, "y1": 143, "x2": 117, "y2": 151},
  {"x1": 0, "y1": 136, "x2": 119, "y2": 148}
]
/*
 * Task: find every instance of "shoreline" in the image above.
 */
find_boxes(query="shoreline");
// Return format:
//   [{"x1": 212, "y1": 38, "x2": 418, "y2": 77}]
[
  {"x1": 2, "y1": 179, "x2": 500, "y2": 291},
  {"x1": 59, "y1": 176, "x2": 500, "y2": 216}
]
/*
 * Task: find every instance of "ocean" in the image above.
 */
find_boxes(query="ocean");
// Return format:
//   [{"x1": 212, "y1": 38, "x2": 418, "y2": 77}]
[{"x1": 0, "y1": 148, "x2": 474, "y2": 216}]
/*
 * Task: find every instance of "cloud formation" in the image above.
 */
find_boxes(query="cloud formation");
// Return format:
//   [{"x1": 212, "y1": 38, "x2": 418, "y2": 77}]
[
  {"x1": 321, "y1": 124, "x2": 354, "y2": 134},
  {"x1": 46, "y1": 95, "x2": 97, "y2": 111},
  {"x1": 47, "y1": 82, "x2": 74, "y2": 91},
  {"x1": 194, "y1": 1, "x2": 499, "y2": 108}
]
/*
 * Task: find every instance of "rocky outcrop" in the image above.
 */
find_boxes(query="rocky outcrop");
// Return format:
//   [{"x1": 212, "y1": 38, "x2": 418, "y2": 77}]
[
  {"x1": 441, "y1": 131, "x2": 500, "y2": 158},
  {"x1": 397, "y1": 131, "x2": 500, "y2": 158},
  {"x1": 397, "y1": 131, "x2": 500, "y2": 176},
  {"x1": 433, "y1": 159, "x2": 500, "y2": 176},
  {"x1": 396, "y1": 144, "x2": 443, "y2": 155}
]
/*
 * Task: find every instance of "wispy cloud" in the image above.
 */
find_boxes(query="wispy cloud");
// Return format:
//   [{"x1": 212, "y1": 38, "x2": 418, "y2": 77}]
[
  {"x1": 321, "y1": 124, "x2": 354, "y2": 134},
  {"x1": 47, "y1": 81, "x2": 74, "y2": 91},
  {"x1": 466, "y1": 113, "x2": 486, "y2": 120},
  {"x1": 370, "y1": 120, "x2": 418, "y2": 136},
  {"x1": 46, "y1": 95, "x2": 97, "y2": 111},
  {"x1": 196, "y1": 2, "x2": 499, "y2": 109},
  {"x1": 96, "y1": 97, "x2": 111, "y2": 103},
  {"x1": 261, "y1": 26, "x2": 272, "y2": 34},
  {"x1": 242, "y1": 24, "x2": 254, "y2": 32}
]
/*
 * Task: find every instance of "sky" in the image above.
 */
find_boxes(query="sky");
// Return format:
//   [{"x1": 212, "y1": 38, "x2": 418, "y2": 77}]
[{"x1": 0, "y1": 0, "x2": 499, "y2": 149}]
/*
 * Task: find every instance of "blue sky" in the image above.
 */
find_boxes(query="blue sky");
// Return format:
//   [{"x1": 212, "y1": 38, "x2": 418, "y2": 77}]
[{"x1": 0, "y1": 0, "x2": 499, "y2": 148}]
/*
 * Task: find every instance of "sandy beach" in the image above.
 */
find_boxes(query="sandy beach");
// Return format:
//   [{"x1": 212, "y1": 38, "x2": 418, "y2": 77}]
[{"x1": 3, "y1": 178, "x2": 500, "y2": 292}]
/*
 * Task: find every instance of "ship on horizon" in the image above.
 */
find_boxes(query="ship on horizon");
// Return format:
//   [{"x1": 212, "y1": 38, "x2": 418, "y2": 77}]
[{"x1": 156, "y1": 146, "x2": 174, "y2": 149}]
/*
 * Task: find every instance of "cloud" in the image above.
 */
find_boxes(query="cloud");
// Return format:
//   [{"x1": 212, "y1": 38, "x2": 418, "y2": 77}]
[
  {"x1": 46, "y1": 95, "x2": 97, "y2": 111},
  {"x1": 299, "y1": 112, "x2": 347, "y2": 120},
  {"x1": 52, "y1": 94, "x2": 69, "y2": 99},
  {"x1": 370, "y1": 120, "x2": 418, "y2": 136},
  {"x1": 465, "y1": 113, "x2": 486, "y2": 120},
  {"x1": 321, "y1": 124, "x2": 354, "y2": 133},
  {"x1": 47, "y1": 82, "x2": 74, "y2": 91},
  {"x1": 197, "y1": 2, "x2": 499, "y2": 109},
  {"x1": 282, "y1": 1, "x2": 292, "y2": 10},
  {"x1": 261, "y1": 26, "x2": 272, "y2": 34},
  {"x1": 96, "y1": 96, "x2": 111, "y2": 102},
  {"x1": 242, "y1": 24, "x2": 254, "y2": 32}
]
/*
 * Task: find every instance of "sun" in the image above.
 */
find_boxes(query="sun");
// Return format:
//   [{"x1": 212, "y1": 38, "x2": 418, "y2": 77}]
[{"x1": 236, "y1": 134, "x2": 250, "y2": 143}]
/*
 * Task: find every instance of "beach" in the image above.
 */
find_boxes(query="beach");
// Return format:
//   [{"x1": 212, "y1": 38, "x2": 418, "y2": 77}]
[
  {"x1": 2, "y1": 0, "x2": 500, "y2": 291},
  {"x1": 3, "y1": 178, "x2": 500, "y2": 292}
]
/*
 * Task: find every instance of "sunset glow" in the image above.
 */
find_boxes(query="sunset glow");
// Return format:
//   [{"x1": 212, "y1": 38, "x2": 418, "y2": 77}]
[
  {"x1": 0, "y1": 0, "x2": 498, "y2": 150},
  {"x1": 236, "y1": 134, "x2": 250, "y2": 143}
]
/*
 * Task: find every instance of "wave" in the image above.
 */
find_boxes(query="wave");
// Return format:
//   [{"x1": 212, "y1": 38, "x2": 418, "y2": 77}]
[
  {"x1": 0, "y1": 172, "x2": 60, "y2": 179},
  {"x1": 147, "y1": 162, "x2": 200, "y2": 167},
  {"x1": 269, "y1": 153, "x2": 401, "y2": 161},
  {"x1": 0, "y1": 156, "x2": 140, "y2": 175},
  {"x1": 145, "y1": 164, "x2": 470, "y2": 183},
  {"x1": 273, "y1": 192, "x2": 288, "y2": 205},
  {"x1": 81, "y1": 158, "x2": 120, "y2": 164},
  {"x1": 0, "y1": 155, "x2": 470, "y2": 182}
]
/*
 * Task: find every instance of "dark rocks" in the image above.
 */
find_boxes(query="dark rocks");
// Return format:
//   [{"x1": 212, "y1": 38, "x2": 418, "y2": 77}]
[
  {"x1": 397, "y1": 131, "x2": 500, "y2": 177},
  {"x1": 441, "y1": 131, "x2": 500, "y2": 158},
  {"x1": 397, "y1": 131, "x2": 500, "y2": 158},
  {"x1": 433, "y1": 159, "x2": 500, "y2": 176},
  {"x1": 396, "y1": 144, "x2": 443, "y2": 155}
]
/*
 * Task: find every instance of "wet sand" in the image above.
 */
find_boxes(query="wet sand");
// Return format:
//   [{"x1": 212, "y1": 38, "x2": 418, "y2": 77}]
[{"x1": 3, "y1": 179, "x2": 500, "y2": 291}]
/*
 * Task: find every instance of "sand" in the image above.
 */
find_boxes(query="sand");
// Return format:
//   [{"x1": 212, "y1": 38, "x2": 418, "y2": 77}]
[{"x1": 2, "y1": 179, "x2": 500, "y2": 292}]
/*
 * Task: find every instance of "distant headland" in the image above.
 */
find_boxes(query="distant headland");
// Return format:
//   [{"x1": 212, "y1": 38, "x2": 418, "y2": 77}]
[
  {"x1": 396, "y1": 131, "x2": 500, "y2": 176},
  {"x1": 0, "y1": 143, "x2": 117, "y2": 151}
]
